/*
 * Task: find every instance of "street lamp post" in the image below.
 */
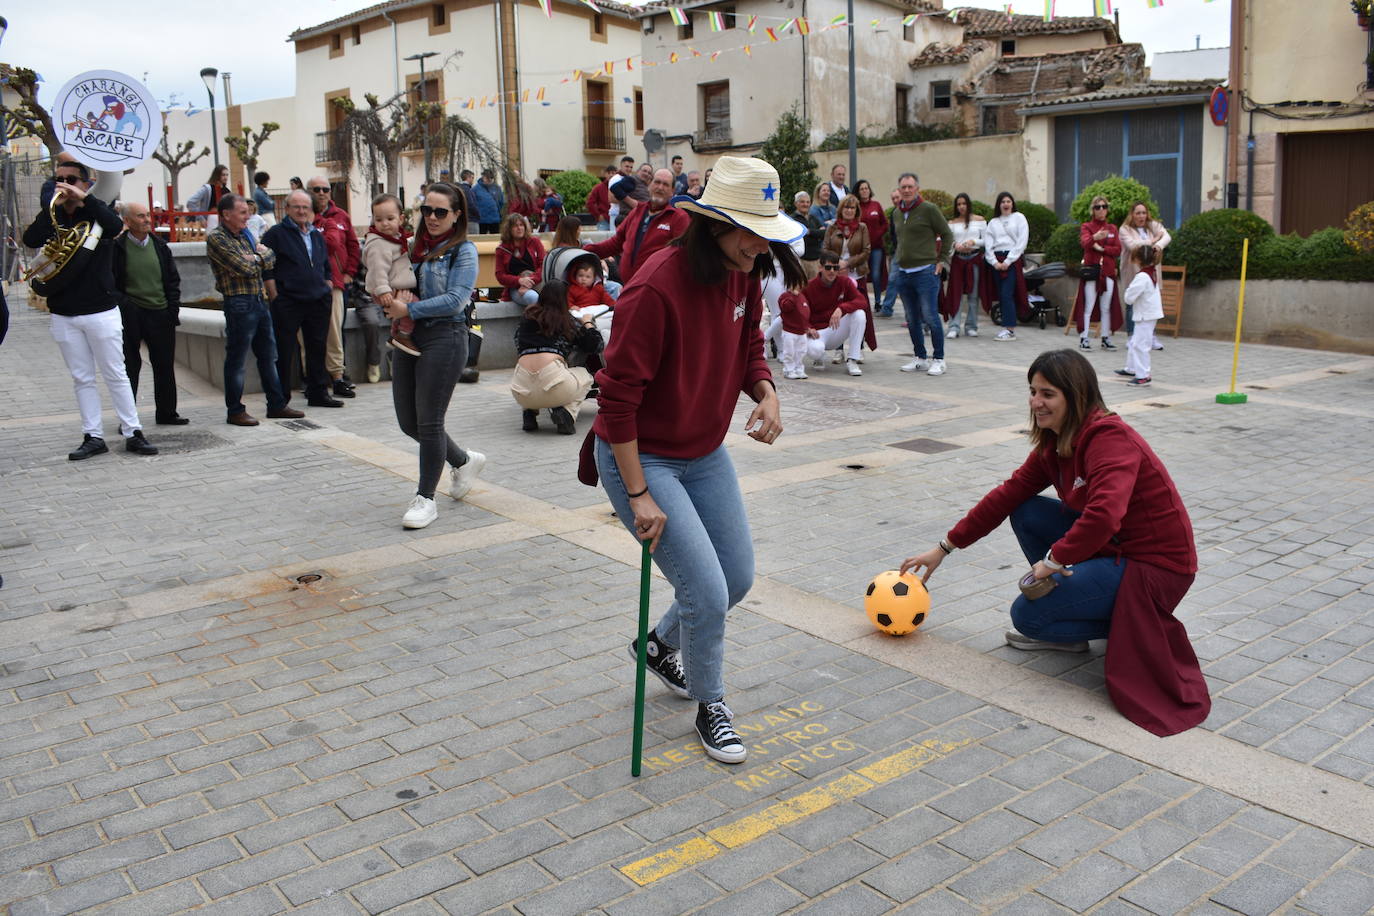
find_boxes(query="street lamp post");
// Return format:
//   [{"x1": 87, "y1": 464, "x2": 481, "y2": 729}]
[
  {"x1": 404, "y1": 51, "x2": 439, "y2": 183},
  {"x1": 200, "y1": 67, "x2": 220, "y2": 169}
]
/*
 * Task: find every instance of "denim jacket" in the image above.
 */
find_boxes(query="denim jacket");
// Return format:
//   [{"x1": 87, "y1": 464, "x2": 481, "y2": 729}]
[{"x1": 410, "y1": 240, "x2": 478, "y2": 321}]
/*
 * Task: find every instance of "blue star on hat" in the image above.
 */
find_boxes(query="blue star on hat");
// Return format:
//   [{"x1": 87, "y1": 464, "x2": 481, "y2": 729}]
[{"x1": 761, "y1": 182, "x2": 777, "y2": 201}]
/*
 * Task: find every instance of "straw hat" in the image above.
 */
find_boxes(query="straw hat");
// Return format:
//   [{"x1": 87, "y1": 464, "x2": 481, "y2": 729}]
[{"x1": 672, "y1": 157, "x2": 804, "y2": 244}]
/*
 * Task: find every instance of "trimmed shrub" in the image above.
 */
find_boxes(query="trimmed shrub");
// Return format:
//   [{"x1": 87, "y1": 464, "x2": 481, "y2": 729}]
[
  {"x1": 1303, "y1": 227, "x2": 1352, "y2": 262},
  {"x1": 1248, "y1": 226, "x2": 1374, "y2": 282},
  {"x1": 1020, "y1": 202, "x2": 1058, "y2": 253},
  {"x1": 1043, "y1": 223, "x2": 1083, "y2": 267},
  {"x1": 1068, "y1": 176, "x2": 1160, "y2": 227},
  {"x1": 1166, "y1": 208, "x2": 1275, "y2": 285},
  {"x1": 1345, "y1": 201, "x2": 1374, "y2": 255},
  {"x1": 969, "y1": 200, "x2": 995, "y2": 220},
  {"x1": 546, "y1": 169, "x2": 599, "y2": 216},
  {"x1": 920, "y1": 188, "x2": 954, "y2": 214}
]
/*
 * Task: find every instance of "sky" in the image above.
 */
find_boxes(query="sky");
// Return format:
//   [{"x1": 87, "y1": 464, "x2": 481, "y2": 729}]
[{"x1": 4, "y1": 0, "x2": 1232, "y2": 108}]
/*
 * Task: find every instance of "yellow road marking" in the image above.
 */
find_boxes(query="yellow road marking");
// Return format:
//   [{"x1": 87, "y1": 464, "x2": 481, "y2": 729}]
[{"x1": 619, "y1": 735, "x2": 972, "y2": 886}]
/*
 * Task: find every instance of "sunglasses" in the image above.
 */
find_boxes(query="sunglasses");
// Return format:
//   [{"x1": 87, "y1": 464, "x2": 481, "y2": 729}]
[
  {"x1": 55, "y1": 175, "x2": 84, "y2": 184},
  {"x1": 420, "y1": 205, "x2": 451, "y2": 219},
  {"x1": 308, "y1": 186, "x2": 331, "y2": 193},
  {"x1": 1092, "y1": 203, "x2": 1109, "y2": 210},
  {"x1": 820, "y1": 264, "x2": 839, "y2": 271}
]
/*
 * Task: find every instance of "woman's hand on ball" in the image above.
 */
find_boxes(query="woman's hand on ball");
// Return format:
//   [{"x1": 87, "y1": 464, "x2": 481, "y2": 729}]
[
  {"x1": 899, "y1": 547, "x2": 945, "y2": 583},
  {"x1": 631, "y1": 493, "x2": 667, "y2": 553}
]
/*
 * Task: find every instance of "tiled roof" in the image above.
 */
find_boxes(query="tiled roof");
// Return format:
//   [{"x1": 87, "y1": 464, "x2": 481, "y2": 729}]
[
  {"x1": 636, "y1": 0, "x2": 938, "y2": 13},
  {"x1": 948, "y1": 7, "x2": 1118, "y2": 40},
  {"x1": 910, "y1": 39, "x2": 993, "y2": 67},
  {"x1": 290, "y1": 0, "x2": 638, "y2": 40},
  {"x1": 1018, "y1": 79, "x2": 1219, "y2": 110}
]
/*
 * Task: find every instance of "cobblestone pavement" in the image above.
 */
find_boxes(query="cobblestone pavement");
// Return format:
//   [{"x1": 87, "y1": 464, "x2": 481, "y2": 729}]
[{"x1": 2, "y1": 295, "x2": 1373, "y2": 914}]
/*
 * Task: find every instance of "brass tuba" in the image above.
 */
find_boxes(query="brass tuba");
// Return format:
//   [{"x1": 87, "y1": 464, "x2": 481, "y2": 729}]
[{"x1": 24, "y1": 192, "x2": 104, "y2": 297}]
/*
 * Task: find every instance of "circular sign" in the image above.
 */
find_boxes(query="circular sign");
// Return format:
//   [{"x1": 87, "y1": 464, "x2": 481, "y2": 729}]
[
  {"x1": 53, "y1": 70, "x2": 161, "y2": 169},
  {"x1": 1209, "y1": 86, "x2": 1228, "y2": 127}
]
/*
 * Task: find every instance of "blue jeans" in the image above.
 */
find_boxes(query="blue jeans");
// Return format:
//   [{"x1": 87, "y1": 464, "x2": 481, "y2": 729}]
[
  {"x1": 892, "y1": 267, "x2": 944, "y2": 359},
  {"x1": 868, "y1": 248, "x2": 887, "y2": 298},
  {"x1": 391, "y1": 320, "x2": 469, "y2": 498},
  {"x1": 223, "y1": 294, "x2": 286, "y2": 417},
  {"x1": 596, "y1": 438, "x2": 753, "y2": 704},
  {"x1": 994, "y1": 265, "x2": 1018, "y2": 328},
  {"x1": 511, "y1": 288, "x2": 538, "y2": 307},
  {"x1": 879, "y1": 265, "x2": 899, "y2": 316},
  {"x1": 1009, "y1": 495, "x2": 1125, "y2": 642}
]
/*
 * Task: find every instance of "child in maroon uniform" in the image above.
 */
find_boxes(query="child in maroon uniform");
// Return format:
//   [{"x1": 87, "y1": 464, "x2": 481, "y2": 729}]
[{"x1": 776, "y1": 288, "x2": 822, "y2": 379}]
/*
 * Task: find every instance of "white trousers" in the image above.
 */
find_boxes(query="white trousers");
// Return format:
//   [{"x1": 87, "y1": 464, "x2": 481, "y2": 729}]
[
  {"x1": 767, "y1": 310, "x2": 867, "y2": 362},
  {"x1": 50, "y1": 308, "x2": 142, "y2": 438},
  {"x1": 780, "y1": 331, "x2": 825, "y2": 375},
  {"x1": 1082, "y1": 278, "x2": 1115, "y2": 340},
  {"x1": 1126, "y1": 318, "x2": 1156, "y2": 380}
]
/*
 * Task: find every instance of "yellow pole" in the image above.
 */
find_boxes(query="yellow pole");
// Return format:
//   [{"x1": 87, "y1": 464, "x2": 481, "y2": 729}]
[{"x1": 1217, "y1": 238, "x2": 1249, "y2": 404}]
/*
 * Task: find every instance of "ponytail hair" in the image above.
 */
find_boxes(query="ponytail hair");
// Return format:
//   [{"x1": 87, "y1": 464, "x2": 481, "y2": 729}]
[{"x1": 1132, "y1": 244, "x2": 1157, "y2": 269}]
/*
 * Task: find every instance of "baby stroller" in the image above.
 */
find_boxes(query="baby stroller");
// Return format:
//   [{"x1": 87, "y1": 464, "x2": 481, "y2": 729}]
[
  {"x1": 989, "y1": 258, "x2": 1068, "y2": 330},
  {"x1": 541, "y1": 246, "x2": 615, "y2": 336}
]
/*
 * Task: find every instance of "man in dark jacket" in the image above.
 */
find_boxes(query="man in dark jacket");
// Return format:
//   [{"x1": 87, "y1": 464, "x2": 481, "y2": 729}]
[
  {"x1": 113, "y1": 201, "x2": 185, "y2": 425},
  {"x1": 306, "y1": 176, "x2": 360, "y2": 398},
  {"x1": 23, "y1": 160, "x2": 157, "y2": 459},
  {"x1": 264, "y1": 190, "x2": 339, "y2": 409}
]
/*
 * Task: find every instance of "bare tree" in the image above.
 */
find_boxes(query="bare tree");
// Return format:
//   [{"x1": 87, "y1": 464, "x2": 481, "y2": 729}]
[
  {"x1": 438, "y1": 114, "x2": 517, "y2": 187},
  {"x1": 150, "y1": 123, "x2": 210, "y2": 204},
  {"x1": 224, "y1": 122, "x2": 280, "y2": 180},
  {"x1": 332, "y1": 92, "x2": 439, "y2": 197},
  {"x1": 0, "y1": 65, "x2": 61, "y2": 155}
]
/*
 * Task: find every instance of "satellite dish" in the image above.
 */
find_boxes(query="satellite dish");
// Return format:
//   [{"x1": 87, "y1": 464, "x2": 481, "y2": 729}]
[{"x1": 643, "y1": 129, "x2": 665, "y2": 156}]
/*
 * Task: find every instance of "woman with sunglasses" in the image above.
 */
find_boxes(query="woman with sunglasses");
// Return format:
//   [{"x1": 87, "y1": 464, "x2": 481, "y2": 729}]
[
  {"x1": 1073, "y1": 196, "x2": 1123, "y2": 350},
  {"x1": 585, "y1": 156, "x2": 806, "y2": 764},
  {"x1": 379, "y1": 183, "x2": 486, "y2": 530}
]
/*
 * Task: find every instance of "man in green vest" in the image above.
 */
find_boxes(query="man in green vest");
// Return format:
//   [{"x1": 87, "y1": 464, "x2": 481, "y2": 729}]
[{"x1": 113, "y1": 201, "x2": 186, "y2": 425}]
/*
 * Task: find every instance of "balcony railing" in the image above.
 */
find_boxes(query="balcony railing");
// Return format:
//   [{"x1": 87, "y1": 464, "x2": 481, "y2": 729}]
[
  {"x1": 314, "y1": 130, "x2": 347, "y2": 165},
  {"x1": 694, "y1": 124, "x2": 732, "y2": 149},
  {"x1": 583, "y1": 116, "x2": 626, "y2": 152}
]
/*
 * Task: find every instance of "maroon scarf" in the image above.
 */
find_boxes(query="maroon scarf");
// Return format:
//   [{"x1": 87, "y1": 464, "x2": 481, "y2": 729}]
[
  {"x1": 897, "y1": 193, "x2": 925, "y2": 214},
  {"x1": 367, "y1": 225, "x2": 411, "y2": 248},
  {"x1": 410, "y1": 226, "x2": 459, "y2": 264},
  {"x1": 835, "y1": 217, "x2": 861, "y2": 239}
]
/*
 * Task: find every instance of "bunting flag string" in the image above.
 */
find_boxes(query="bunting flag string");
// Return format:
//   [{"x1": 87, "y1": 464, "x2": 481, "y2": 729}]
[
  {"x1": 1044, "y1": 0, "x2": 1056, "y2": 21},
  {"x1": 668, "y1": 7, "x2": 687, "y2": 27},
  {"x1": 707, "y1": 11, "x2": 725, "y2": 31},
  {"x1": 746, "y1": 15, "x2": 757, "y2": 32},
  {"x1": 537, "y1": 0, "x2": 553, "y2": 18}
]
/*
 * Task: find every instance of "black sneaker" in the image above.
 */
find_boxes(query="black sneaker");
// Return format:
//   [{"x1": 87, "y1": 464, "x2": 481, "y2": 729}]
[
  {"x1": 1101, "y1": 338, "x2": 1116, "y2": 350},
  {"x1": 1079, "y1": 338, "x2": 1092, "y2": 350},
  {"x1": 68, "y1": 435, "x2": 109, "y2": 461},
  {"x1": 522, "y1": 409, "x2": 539, "y2": 432},
  {"x1": 695, "y1": 701, "x2": 746, "y2": 763},
  {"x1": 125, "y1": 430, "x2": 158, "y2": 456},
  {"x1": 628, "y1": 631, "x2": 689, "y2": 699},
  {"x1": 1114, "y1": 369, "x2": 1135, "y2": 377}
]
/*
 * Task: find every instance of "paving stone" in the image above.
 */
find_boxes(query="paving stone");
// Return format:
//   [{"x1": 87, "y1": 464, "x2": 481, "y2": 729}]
[
  {"x1": 307, "y1": 811, "x2": 415, "y2": 861},
  {"x1": 1079, "y1": 787, "x2": 1169, "y2": 830},
  {"x1": 1296, "y1": 867, "x2": 1374, "y2": 916},
  {"x1": 5, "y1": 826, "x2": 106, "y2": 871},
  {"x1": 51, "y1": 833, "x2": 168, "y2": 885},
  {"x1": 9, "y1": 873, "x2": 132, "y2": 916},
  {"x1": 1103, "y1": 819, "x2": 1194, "y2": 870},
  {"x1": 198, "y1": 845, "x2": 316, "y2": 900},
  {"x1": 1036, "y1": 853, "x2": 1139, "y2": 912},
  {"x1": 1262, "y1": 825, "x2": 1355, "y2": 875},
  {"x1": 1159, "y1": 788, "x2": 1245, "y2": 833},
  {"x1": 434, "y1": 861, "x2": 554, "y2": 915},
  {"x1": 1017, "y1": 815, "x2": 1117, "y2": 868},
  {"x1": 863, "y1": 842, "x2": 971, "y2": 902},
  {"x1": 276, "y1": 848, "x2": 398, "y2": 907},
  {"x1": 1209, "y1": 862, "x2": 1307, "y2": 914},
  {"x1": 1007, "y1": 781, "x2": 1096, "y2": 826},
  {"x1": 792, "y1": 883, "x2": 896, "y2": 916},
  {"x1": 456, "y1": 822, "x2": 564, "y2": 875},
  {"x1": 927, "y1": 777, "x2": 1019, "y2": 823},
  {"x1": 351, "y1": 856, "x2": 469, "y2": 914},
  {"x1": 128, "y1": 837, "x2": 243, "y2": 891},
  {"x1": 1181, "y1": 824, "x2": 1274, "y2": 877},
  {"x1": 1119, "y1": 859, "x2": 1219, "y2": 914},
  {"x1": 698, "y1": 832, "x2": 809, "y2": 891},
  {"x1": 947, "y1": 849, "x2": 1054, "y2": 907},
  {"x1": 939, "y1": 809, "x2": 1039, "y2": 861},
  {"x1": 511, "y1": 867, "x2": 634, "y2": 916}
]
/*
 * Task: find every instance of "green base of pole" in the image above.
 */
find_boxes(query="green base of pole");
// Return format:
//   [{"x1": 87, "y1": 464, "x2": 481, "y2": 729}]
[
  {"x1": 1215, "y1": 392, "x2": 1248, "y2": 404},
  {"x1": 631, "y1": 539, "x2": 651, "y2": 777}
]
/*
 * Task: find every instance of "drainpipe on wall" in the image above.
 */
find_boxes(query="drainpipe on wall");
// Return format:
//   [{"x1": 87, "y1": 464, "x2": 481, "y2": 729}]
[
  {"x1": 1225, "y1": 0, "x2": 1245, "y2": 208},
  {"x1": 1245, "y1": 108, "x2": 1254, "y2": 212},
  {"x1": 381, "y1": 10, "x2": 399, "y2": 96},
  {"x1": 801, "y1": 0, "x2": 809, "y2": 126}
]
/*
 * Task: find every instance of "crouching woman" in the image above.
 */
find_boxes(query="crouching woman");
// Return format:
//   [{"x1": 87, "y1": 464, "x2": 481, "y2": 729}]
[
  {"x1": 899, "y1": 349, "x2": 1210, "y2": 735},
  {"x1": 510, "y1": 279, "x2": 603, "y2": 435}
]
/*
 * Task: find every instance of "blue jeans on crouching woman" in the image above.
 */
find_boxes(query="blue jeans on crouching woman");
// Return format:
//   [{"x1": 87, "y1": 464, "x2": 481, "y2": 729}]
[
  {"x1": 1009, "y1": 495, "x2": 1126, "y2": 642},
  {"x1": 596, "y1": 438, "x2": 753, "y2": 704}
]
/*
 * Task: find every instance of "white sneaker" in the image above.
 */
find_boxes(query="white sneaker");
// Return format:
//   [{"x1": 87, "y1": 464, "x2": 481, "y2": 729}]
[
  {"x1": 831, "y1": 351, "x2": 843, "y2": 364},
  {"x1": 946, "y1": 327, "x2": 959, "y2": 339},
  {"x1": 966, "y1": 328, "x2": 978, "y2": 337},
  {"x1": 901, "y1": 358, "x2": 930, "y2": 373},
  {"x1": 402, "y1": 495, "x2": 437, "y2": 529},
  {"x1": 996, "y1": 329, "x2": 1016, "y2": 341},
  {"x1": 449, "y1": 450, "x2": 486, "y2": 500},
  {"x1": 845, "y1": 359, "x2": 863, "y2": 377},
  {"x1": 927, "y1": 359, "x2": 946, "y2": 377}
]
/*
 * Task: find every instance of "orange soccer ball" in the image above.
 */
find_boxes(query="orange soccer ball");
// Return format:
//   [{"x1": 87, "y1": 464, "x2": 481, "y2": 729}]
[{"x1": 864, "y1": 570, "x2": 931, "y2": 636}]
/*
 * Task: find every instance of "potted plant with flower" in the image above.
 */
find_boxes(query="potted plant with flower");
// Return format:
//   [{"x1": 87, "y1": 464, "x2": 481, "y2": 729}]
[{"x1": 1354, "y1": 0, "x2": 1372, "y2": 30}]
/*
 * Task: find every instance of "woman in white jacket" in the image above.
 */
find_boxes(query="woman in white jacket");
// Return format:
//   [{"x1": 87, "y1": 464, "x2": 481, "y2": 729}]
[
  {"x1": 1119, "y1": 201, "x2": 1171, "y2": 348},
  {"x1": 984, "y1": 192, "x2": 1030, "y2": 341},
  {"x1": 1118, "y1": 244, "x2": 1163, "y2": 387}
]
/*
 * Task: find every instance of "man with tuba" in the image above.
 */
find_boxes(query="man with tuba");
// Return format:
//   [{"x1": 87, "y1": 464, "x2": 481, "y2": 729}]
[{"x1": 22, "y1": 158, "x2": 158, "y2": 459}]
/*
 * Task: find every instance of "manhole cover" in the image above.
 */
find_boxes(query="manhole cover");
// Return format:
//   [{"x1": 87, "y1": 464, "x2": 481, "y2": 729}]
[
  {"x1": 146, "y1": 430, "x2": 232, "y2": 454},
  {"x1": 293, "y1": 573, "x2": 324, "y2": 585},
  {"x1": 889, "y1": 438, "x2": 960, "y2": 454},
  {"x1": 280, "y1": 419, "x2": 324, "y2": 431}
]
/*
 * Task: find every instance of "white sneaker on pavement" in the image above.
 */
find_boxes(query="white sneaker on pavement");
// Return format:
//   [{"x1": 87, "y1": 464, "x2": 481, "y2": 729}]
[
  {"x1": 946, "y1": 327, "x2": 959, "y2": 339},
  {"x1": 966, "y1": 327, "x2": 978, "y2": 337},
  {"x1": 927, "y1": 359, "x2": 946, "y2": 376},
  {"x1": 449, "y1": 450, "x2": 486, "y2": 500},
  {"x1": 402, "y1": 495, "x2": 437, "y2": 529},
  {"x1": 996, "y1": 329, "x2": 1016, "y2": 341},
  {"x1": 900, "y1": 358, "x2": 930, "y2": 373},
  {"x1": 845, "y1": 359, "x2": 863, "y2": 376}
]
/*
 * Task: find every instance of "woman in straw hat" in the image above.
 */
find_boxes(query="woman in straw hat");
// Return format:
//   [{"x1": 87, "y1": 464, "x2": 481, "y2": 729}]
[{"x1": 581, "y1": 156, "x2": 807, "y2": 764}]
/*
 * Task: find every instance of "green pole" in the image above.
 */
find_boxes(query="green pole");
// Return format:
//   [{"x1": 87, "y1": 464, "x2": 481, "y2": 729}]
[{"x1": 631, "y1": 538, "x2": 651, "y2": 777}]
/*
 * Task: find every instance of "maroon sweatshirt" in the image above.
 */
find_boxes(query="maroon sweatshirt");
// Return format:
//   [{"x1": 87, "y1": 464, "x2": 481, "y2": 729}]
[
  {"x1": 593, "y1": 245, "x2": 771, "y2": 458},
  {"x1": 777, "y1": 291, "x2": 812, "y2": 335},
  {"x1": 803, "y1": 274, "x2": 867, "y2": 330},
  {"x1": 584, "y1": 201, "x2": 691, "y2": 285}
]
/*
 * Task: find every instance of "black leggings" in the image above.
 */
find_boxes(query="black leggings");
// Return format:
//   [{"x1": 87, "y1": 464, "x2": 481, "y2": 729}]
[{"x1": 390, "y1": 320, "x2": 469, "y2": 498}]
